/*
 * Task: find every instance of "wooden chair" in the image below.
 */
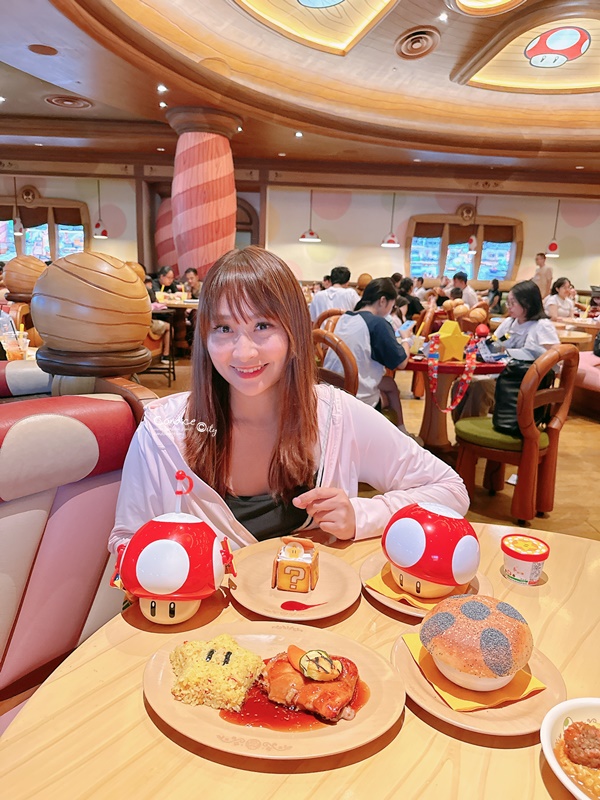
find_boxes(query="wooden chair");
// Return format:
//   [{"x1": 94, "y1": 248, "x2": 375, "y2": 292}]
[
  {"x1": 312, "y1": 328, "x2": 359, "y2": 396},
  {"x1": 314, "y1": 308, "x2": 344, "y2": 330},
  {"x1": 455, "y1": 344, "x2": 579, "y2": 524},
  {"x1": 411, "y1": 306, "x2": 436, "y2": 398}
]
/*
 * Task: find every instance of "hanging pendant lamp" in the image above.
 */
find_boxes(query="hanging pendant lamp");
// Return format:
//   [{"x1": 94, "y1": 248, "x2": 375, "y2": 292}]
[
  {"x1": 381, "y1": 192, "x2": 401, "y2": 248},
  {"x1": 546, "y1": 199, "x2": 561, "y2": 258},
  {"x1": 93, "y1": 180, "x2": 109, "y2": 239},
  {"x1": 12, "y1": 177, "x2": 23, "y2": 237},
  {"x1": 468, "y1": 196, "x2": 478, "y2": 254},
  {"x1": 299, "y1": 190, "x2": 321, "y2": 242}
]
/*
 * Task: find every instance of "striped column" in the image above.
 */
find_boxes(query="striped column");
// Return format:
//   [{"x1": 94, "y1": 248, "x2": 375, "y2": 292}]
[
  {"x1": 154, "y1": 198, "x2": 178, "y2": 274},
  {"x1": 167, "y1": 107, "x2": 242, "y2": 279}
]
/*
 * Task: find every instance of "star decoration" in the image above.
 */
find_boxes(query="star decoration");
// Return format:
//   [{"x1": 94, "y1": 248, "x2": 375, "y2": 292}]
[{"x1": 437, "y1": 321, "x2": 470, "y2": 362}]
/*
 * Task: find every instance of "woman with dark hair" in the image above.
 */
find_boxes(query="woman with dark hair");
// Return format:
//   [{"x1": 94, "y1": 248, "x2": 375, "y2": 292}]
[
  {"x1": 452, "y1": 279, "x2": 560, "y2": 420},
  {"x1": 543, "y1": 277, "x2": 582, "y2": 320},
  {"x1": 110, "y1": 249, "x2": 466, "y2": 552},
  {"x1": 398, "y1": 277, "x2": 424, "y2": 319},
  {"x1": 324, "y1": 277, "x2": 416, "y2": 437},
  {"x1": 480, "y1": 278, "x2": 502, "y2": 312}
]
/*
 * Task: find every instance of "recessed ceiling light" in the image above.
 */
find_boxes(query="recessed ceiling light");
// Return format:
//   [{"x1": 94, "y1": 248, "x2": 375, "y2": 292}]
[
  {"x1": 157, "y1": 84, "x2": 168, "y2": 93},
  {"x1": 45, "y1": 95, "x2": 93, "y2": 109},
  {"x1": 34, "y1": 143, "x2": 43, "y2": 146},
  {"x1": 159, "y1": 101, "x2": 168, "y2": 108},
  {"x1": 295, "y1": 131, "x2": 303, "y2": 138},
  {"x1": 413, "y1": 158, "x2": 422, "y2": 162},
  {"x1": 28, "y1": 44, "x2": 58, "y2": 56},
  {"x1": 237, "y1": 126, "x2": 243, "y2": 132},
  {"x1": 278, "y1": 152, "x2": 286, "y2": 157},
  {"x1": 157, "y1": 147, "x2": 165, "y2": 152},
  {"x1": 0, "y1": 97, "x2": 5, "y2": 103},
  {"x1": 575, "y1": 165, "x2": 585, "y2": 169},
  {"x1": 438, "y1": 12, "x2": 449, "y2": 21}
]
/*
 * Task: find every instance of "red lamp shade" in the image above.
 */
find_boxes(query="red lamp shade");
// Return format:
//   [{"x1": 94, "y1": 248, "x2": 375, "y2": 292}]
[
  {"x1": 525, "y1": 26, "x2": 591, "y2": 68},
  {"x1": 382, "y1": 502, "x2": 480, "y2": 587},
  {"x1": 117, "y1": 513, "x2": 233, "y2": 602}
]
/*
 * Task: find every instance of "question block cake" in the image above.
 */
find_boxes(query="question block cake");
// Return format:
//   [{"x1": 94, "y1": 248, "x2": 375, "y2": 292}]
[{"x1": 271, "y1": 537, "x2": 319, "y2": 593}]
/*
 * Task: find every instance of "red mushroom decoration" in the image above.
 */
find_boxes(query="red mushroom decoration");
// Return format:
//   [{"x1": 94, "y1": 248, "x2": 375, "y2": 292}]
[
  {"x1": 112, "y1": 472, "x2": 235, "y2": 624},
  {"x1": 381, "y1": 502, "x2": 480, "y2": 598},
  {"x1": 475, "y1": 323, "x2": 490, "y2": 339},
  {"x1": 525, "y1": 26, "x2": 591, "y2": 68}
]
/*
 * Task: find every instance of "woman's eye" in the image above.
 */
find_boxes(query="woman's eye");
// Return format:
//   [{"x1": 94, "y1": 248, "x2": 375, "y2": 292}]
[
  {"x1": 256, "y1": 322, "x2": 272, "y2": 331},
  {"x1": 214, "y1": 325, "x2": 231, "y2": 334}
]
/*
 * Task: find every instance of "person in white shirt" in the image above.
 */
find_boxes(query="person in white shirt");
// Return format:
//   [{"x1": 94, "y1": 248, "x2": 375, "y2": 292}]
[
  {"x1": 544, "y1": 277, "x2": 575, "y2": 320},
  {"x1": 452, "y1": 271, "x2": 479, "y2": 309},
  {"x1": 531, "y1": 253, "x2": 553, "y2": 299},
  {"x1": 413, "y1": 276, "x2": 428, "y2": 302},
  {"x1": 452, "y1": 279, "x2": 560, "y2": 421},
  {"x1": 309, "y1": 266, "x2": 360, "y2": 323}
]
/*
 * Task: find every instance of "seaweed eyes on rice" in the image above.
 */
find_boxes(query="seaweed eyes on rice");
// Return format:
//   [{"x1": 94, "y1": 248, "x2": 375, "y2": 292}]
[{"x1": 169, "y1": 634, "x2": 263, "y2": 711}]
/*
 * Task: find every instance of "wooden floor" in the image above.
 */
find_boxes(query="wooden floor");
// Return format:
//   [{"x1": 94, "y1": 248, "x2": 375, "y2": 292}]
[{"x1": 138, "y1": 362, "x2": 600, "y2": 543}]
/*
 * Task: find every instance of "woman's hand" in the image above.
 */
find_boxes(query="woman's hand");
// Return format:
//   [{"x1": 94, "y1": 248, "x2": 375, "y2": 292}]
[{"x1": 293, "y1": 487, "x2": 356, "y2": 540}]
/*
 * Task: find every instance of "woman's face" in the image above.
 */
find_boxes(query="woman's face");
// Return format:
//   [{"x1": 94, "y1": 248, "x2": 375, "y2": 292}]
[
  {"x1": 506, "y1": 291, "x2": 527, "y2": 323},
  {"x1": 207, "y1": 299, "x2": 289, "y2": 399},
  {"x1": 557, "y1": 281, "x2": 571, "y2": 300},
  {"x1": 160, "y1": 270, "x2": 174, "y2": 287}
]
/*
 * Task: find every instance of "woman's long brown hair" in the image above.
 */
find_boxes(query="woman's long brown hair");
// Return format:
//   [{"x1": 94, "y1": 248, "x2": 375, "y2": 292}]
[{"x1": 184, "y1": 246, "x2": 318, "y2": 501}]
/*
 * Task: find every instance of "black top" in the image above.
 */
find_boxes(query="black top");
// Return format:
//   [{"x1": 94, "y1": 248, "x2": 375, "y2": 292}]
[
  {"x1": 225, "y1": 488, "x2": 310, "y2": 540},
  {"x1": 152, "y1": 278, "x2": 178, "y2": 294},
  {"x1": 400, "y1": 293, "x2": 424, "y2": 319}
]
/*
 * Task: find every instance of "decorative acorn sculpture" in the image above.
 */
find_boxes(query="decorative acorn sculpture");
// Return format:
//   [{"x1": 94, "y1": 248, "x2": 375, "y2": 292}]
[{"x1": 31, "y1": 252, "x2": 152, "y2": 377}]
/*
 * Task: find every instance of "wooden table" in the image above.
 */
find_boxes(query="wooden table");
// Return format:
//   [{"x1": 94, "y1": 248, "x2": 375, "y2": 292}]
[
  {"x1": 555, "y1": 329, "x2": 592, "y2": 349},
  {"x1": 159, "y1": 298, "x2": 199, "y2": 353},
  {"x1": 1, "y1": 525, "x2": 595, "y2": 799},
  {"x1": 406, "y1": 359, "x2": 505, "y2": 451}
]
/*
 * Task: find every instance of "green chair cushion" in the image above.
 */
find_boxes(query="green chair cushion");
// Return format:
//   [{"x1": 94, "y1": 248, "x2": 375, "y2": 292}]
[{"x1": 455, "y1": 417, "x2": 549, "y2": 452}]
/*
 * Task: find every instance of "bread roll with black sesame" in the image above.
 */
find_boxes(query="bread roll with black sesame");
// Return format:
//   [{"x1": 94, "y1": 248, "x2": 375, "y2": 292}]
[{"x1": 419, "y1": 595, "x2": 533, "y2": 691}]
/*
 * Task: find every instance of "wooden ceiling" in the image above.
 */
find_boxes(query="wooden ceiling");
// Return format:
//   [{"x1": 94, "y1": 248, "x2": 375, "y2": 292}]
[{"x1": 1, "y1": 0, "x2": 600, "y2": 182}]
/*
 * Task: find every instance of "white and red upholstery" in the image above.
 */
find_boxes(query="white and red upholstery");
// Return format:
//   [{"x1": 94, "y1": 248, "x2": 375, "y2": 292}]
[
  {"x1": 0, "y1": 361, "x2": 52, "y2": 399},
  {"x1": 0, "y1": 394, "x2": 137, "y2": 694}
]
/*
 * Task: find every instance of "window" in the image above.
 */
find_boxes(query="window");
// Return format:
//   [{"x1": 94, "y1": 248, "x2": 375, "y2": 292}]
[
  {"x1": 0, "y1": 220, "x2": 17, "y2": 262},
  {"x1": 24, "y1": 224, "x2": 50, "y2": 261},
  {"x1": 410, "y1": 236, "x2": 442, "y2": 278},
  {"x1": 57, "y1": 224, "x2": 85, "y2": 258},
  {"x1": 406, "y1": 213, "x2": 521, "y2": 280},
  {"x1": 0, "y1": 186, "x2": 88, "y2": 262}
]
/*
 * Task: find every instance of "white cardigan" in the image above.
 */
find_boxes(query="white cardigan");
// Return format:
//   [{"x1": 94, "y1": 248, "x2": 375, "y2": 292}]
[{"x1": 109, "y1": 385, "x2": 469, "y2": 553}]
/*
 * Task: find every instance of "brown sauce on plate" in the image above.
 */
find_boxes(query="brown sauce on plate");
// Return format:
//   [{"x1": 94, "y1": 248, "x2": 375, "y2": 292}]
[{"x1": 219, "y1": 679, "x2": 370, "y2": 732}]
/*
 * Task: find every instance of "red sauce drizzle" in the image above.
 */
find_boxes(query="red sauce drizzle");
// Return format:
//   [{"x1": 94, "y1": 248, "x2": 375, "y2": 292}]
[
  {"x1": 280, "y1": 601, "x2": 326, "y2": 611},
  {"x1": 219, "y1": 674, "x2": 370, "y2": 732}
]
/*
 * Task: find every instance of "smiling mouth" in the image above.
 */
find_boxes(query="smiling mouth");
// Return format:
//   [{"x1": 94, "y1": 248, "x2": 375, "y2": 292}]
[{"x1": 232, "y1": 364, "x2": 267, "y2": 376}]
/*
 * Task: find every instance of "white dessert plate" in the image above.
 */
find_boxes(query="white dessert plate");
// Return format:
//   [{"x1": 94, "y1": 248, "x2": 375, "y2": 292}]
[
  {"x1": 229, "y1": 546, "x2": 361, "y2": 621},
  {"x1": 540, "y1": 697, "x2": 600, "y2": 800},
  {"x1": 360, "y1": 551, "x2": 493, "y2": 619},
  {"x1": 144, "y1": 620, "x2": 406, "y2": 760},
  {"x1": 391, "y1": 621, "x2": 566, "y2": 736}
]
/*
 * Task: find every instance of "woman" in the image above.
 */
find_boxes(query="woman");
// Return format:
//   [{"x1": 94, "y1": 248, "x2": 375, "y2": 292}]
[
  {"x1": 544, "y1": 278, "x2": 583, "y2": 320},
  {"x1": 323, "y1": 278, "x2": 415, "y2": 437},
  {"x1": 109, "y1": 248, "x2": 467, "y2": 552},
  {"x1": 481, "y1": 279, "x2": 502, "y2": 313},
  {"x1": 452, "y1": 279, "x2": 560, "y2": 421},
  {"x1": 398, "y1": 277, "x2": 424, "y2": 319}
]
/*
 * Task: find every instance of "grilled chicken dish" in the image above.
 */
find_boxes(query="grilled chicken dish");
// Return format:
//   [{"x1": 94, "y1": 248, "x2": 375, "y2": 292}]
[{"x1": 259, "y1": 652, "x2": 359, "y2": 721}]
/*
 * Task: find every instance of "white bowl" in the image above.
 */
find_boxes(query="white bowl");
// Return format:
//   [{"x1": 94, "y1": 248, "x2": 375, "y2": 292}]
[{"x1": 540, "y1": 697, "x2": 600, "y2": 800}]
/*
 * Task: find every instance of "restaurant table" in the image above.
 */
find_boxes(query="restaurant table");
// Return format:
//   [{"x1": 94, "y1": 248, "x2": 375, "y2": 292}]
[
  {"x1": 554, "y1": 329, "x2": 592, "y2": 349},
  {"x1": 158, "y1": 297, "x2": 199, "y2": 353},
  {"x1": 405, "y1": 358, "x2": 505, "y2": 451},
  {"x1": 1, "y1": 524, "x2": 596, "y2": 800},
  {"x1": 554, "y1": 317, "x2": 600, "y2": 333}
]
